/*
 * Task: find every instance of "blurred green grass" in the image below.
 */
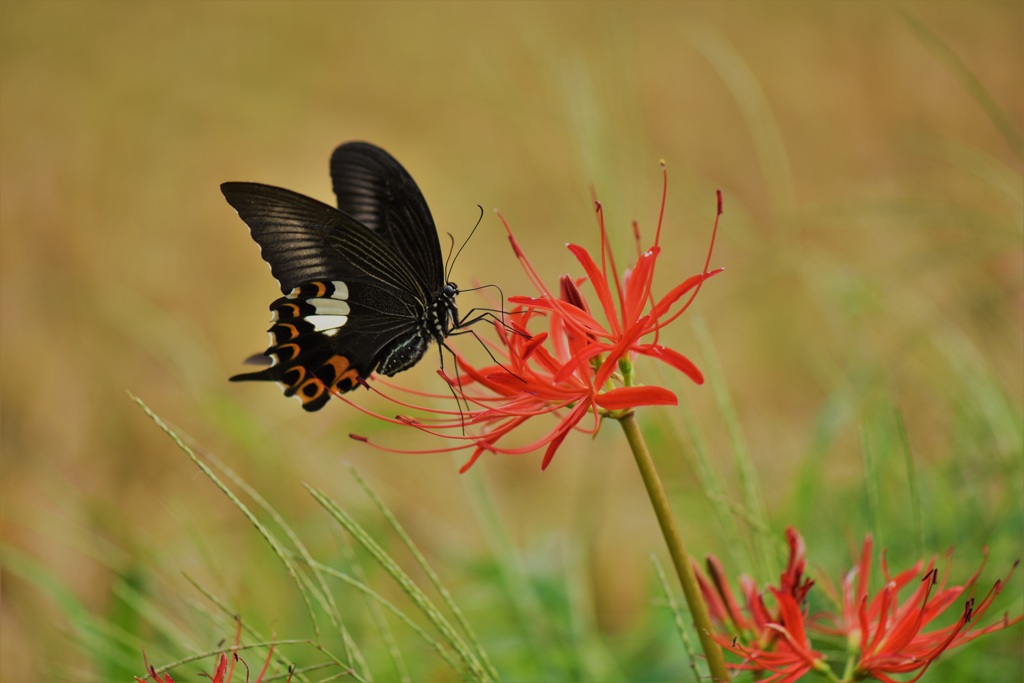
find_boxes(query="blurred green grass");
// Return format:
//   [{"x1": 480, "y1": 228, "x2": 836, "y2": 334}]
[{"x1": 1, "y1": 1, "x2": 1021, "y2": 681}]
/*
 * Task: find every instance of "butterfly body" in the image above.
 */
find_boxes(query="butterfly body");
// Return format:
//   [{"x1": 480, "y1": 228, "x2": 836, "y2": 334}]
[{"x1": 223, "y1": 142, "x2": 458, "y2": 411}]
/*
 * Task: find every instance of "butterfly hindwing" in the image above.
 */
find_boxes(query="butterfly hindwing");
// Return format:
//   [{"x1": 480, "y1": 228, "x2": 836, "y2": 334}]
[{"x1": 230, "y1": 279, "x2": 427, "y2": 410}]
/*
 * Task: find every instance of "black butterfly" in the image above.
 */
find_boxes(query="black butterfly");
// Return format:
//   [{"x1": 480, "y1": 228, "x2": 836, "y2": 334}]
[{"x1": 222, "y1": 142, "x2": 460, "y2": 411}]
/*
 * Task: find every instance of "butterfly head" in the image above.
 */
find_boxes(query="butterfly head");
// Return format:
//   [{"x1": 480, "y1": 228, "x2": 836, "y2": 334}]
[{"x1": 435, "y1": 281, "x2": 460, "y2": 339}]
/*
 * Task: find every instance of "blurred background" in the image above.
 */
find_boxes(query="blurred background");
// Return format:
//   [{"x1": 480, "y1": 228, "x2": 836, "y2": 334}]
[{"x1": 2, "y1": 2, "x2": 1021, "y2": 681}]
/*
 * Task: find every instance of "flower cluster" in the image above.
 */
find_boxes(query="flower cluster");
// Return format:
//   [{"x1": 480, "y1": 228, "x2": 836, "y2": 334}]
[
  {"x1": 136, "y1": 619, "x2": 290, "y2": 683},
  {"x1": 695, "y1": 528, "x2": 1021, "y2": 682},
  {"x1": 349, "y1": 164, "x2": 723, "y2": 471}
]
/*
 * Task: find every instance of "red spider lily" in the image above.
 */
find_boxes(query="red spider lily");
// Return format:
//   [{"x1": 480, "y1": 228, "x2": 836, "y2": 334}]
[
  {"x1": 823, "y1": 536, "x2": 1022, "y2": 683},
  {"x1": 695, "y1": 527, "x2": 827, "y2": 682},
  {"x1": 696, "y1": 527, "x2": 814, "y2": 641},
  {"x1": 698, "y1": 529, "x2": 1021, "y2": 683},
  {"x1": 136, "y1": 620, "x2": 288, "y2": 683},
  {"x1": 504, "y1": 166, "x2": 723, "y2": 388},
  {"x1": 136, "y1": 649, "x2": 284, "y2": 683},
  {"x1": 349, "y1": 164, "x2": 723, "y2": 471}
]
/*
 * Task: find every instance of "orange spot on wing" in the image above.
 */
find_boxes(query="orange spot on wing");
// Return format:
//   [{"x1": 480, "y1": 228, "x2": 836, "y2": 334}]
[
  {"x1": 325, "y1": 355, "x2": 360, "y2": 391},
  {"x1": 282, "y1": 365, "x2": 307, "y2": 387},
  {"x1": 274, "y1": 342, "x2": 300, "y2": 361},
  {"x1": 298, "y1": 378, "x2": 325, "y2": 403},
  {"x1": 272, "y1": 323, "x2": 300, "y2": 342}
]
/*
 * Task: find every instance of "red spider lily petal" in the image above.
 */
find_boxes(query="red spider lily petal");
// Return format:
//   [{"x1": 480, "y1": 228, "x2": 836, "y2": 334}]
[
  {"x1": 635, "y1": 344, "x2": 705, "y2": 384},
  {"x1": 594, "y1": 385, "x2": 677, "y2": 410},
  {"x1": 540, "y1": 401, "x2": 592, "y2": 470},
  {"x1": 703, "y1": 530, "x2": 1021, "y2": 683},
  {"x1": 693, "y1": 557, "x2": 734, "y2": 629},
  {"x1": 706, "y1": 555, "x2": 754, "y2": 633},
  {"x1": 521, "y1": 331, "x2": 549, "y2": 359},
  {"x1": 649, "y1": 269, "x2": 722, "y2": 322},
  {"x1": 716, "y1": 590, "x2": 824, "y2": 683},
  {"x1": 458, "y1": 445, "x2": 488, "y2": 473},
  {"x1": 768, "y1": 588, "x2": 818, "y2": 664},
  {"x1": 567, "y1": 242, "x2": 622, "y2": 336},
  {"x1": 622, "y1": 246, "x2": 660, "y2": 325},
  {"x1": 210, "y1": 654, "x2": 230, "y2": 683},
  {"x1": 742, "y1": 575, "x2": 775, "y2": 632},
  {"x1": 507, "y1": 294, "x2": 612, "y2": 340}
]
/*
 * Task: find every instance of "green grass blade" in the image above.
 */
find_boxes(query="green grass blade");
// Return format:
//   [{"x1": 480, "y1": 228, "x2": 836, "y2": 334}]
[
  {"x1": 334, "y1": 527, "x2": 407, "y2": 683},
  {"x1": 672, "y1": 397, "x2": 748, "y2": 569},
  {"x1": 181, "y1": 574, "x2": 356, "y2": 683},
  {"x1": 297, "y1": 555, "x2": 464, "y2": 675},
  {"x1": 901, "y1": 10, "x2": 1023, "y2": 157},
  {"x1": 651, "y1": 554, "x2": 701, "y2": 682},
  {"x1": 306, "y1": 486, "x2": 489, "y2": 682},
  {"x1": 894, "y1": 409, "x2": 925, "y2": 557},
  {"x1": 130, "y1": 395, "x2": 322, "y2": 644},
  {"x1": 693, "y1": 315, "x2": 777, "y2": 579},
  {"x1": 347, "y1": 464, "x2": 499, "y2": 682},
  {"x1": 859, "y1": 424, "x2": 883, "y2": 549},
  {"x1": 687, "y1": 27, "x2": 796, "y2": 213},
  {"x1": 195, "y1": 446, "x2": 367, "y2": 674},
  {"x1": 460, "y1": 465, "x2": 565, "y2": 679}
]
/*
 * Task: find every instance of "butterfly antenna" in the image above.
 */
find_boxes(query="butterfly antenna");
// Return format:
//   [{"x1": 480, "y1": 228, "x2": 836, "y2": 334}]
[
  {"x1": 443, "y1": 231, "x2": 457, "y2": 278},
  {"x1": 446, "y1": 205, "x2": 485, "y2": 282}
]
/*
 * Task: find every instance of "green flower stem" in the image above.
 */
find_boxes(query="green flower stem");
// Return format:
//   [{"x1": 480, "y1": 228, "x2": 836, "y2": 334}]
[{"x1": 618, "y1": 411, "x2": 731, "y2": 683}]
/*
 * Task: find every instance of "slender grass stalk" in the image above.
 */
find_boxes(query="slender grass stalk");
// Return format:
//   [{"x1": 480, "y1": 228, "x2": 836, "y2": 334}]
[
  {"x1": 651, "y1": 554, "x2": 700, "y2": 682},
  {"x1": 901, "y1": 10, "x2": 1023, "y2": 157},
  {"x1": 307, "y1": 487, "x2": 493, "y2": 682},
  {"x1": 332, "y1": 528, "x2": 407, "y2": 683},
  {"x1": 617, "y1": 412, "x2": 730, "y2": 683},
  {"x1": 200, "y1": 449, "x2": 351, "y2": 646},
  {"x1": 347, "y1": 465, "x2": 499, "y2": 682},
  {"x1": 132, "y1": 396, "x2": 323, "y2": 639},
  {"x1": 894, "y1": 409, "x2": 925, "y2": 557},
  {"x1": 193, "y1": 448, "x2": 374, "y2": 679},
  {"x1": 670, "y1": 397, "x2": 747, "y2": 570},
  {"x1": 859, "y1": 424, "x2": 883, "y2": 548},
  {"x1": 461, "y1": 463, "x2": 564, "y2": 679},
  {"x1": 694, "y1": 316, "x2": 777, "y2": 579},
  {"x1": 292, "y1": 556, "x2": 463, "y2": 675}
]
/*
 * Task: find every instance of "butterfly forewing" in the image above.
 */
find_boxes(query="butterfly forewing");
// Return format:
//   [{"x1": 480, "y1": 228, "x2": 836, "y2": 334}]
[
  {"x1": 330, "y1": 142, "x2": 444, "y2": 292},
  {"x1": 221, "y1": 182, "x2": 424, "y2": 297}
]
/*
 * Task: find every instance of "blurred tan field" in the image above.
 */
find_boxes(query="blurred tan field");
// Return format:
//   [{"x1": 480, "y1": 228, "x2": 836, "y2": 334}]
[{"x1": 2, "y1": 2, "x2": 1021, "y2": 681}]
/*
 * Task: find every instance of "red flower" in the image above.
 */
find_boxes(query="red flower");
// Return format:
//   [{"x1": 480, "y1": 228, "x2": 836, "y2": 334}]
[
  {"x1": 718, "y1": 588, "x2": 828, "y2": 683},
  {"x1": 136, "y1": 621, "x2": 288, "y2": 683},
  {"x1": 827, "y1": 536, "x2": 1022, "y2": 683},
  {"x1": 699, "y1": 529, "x2": 1021, "y2": 683},
  {"x1": 349, "y1": 164, "x2": 723, "y2": 471},
  {"x1": 695, "y1": 527, "x2": 827, "y2": 682}
]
